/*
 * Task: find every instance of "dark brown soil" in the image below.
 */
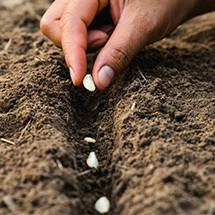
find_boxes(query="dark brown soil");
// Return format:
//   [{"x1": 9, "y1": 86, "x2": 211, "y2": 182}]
[{"x1": 0, "y1": 1, "x2": 215, "y2": 215}]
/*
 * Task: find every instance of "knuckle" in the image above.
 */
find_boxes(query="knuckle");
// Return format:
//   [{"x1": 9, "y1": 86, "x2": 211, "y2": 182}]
[
  {"x1": 59, "y1": 13, "x2": 72, "y2": 29},
  {"x1": 110, "y1": 47, "x2": 130, "y2": 71},
  {"x1": 40, "y1": 15, "x2": 51, "y2": 34},
  {"x1": 62, "y1": 41, "x2": 73, "y2": 54}
]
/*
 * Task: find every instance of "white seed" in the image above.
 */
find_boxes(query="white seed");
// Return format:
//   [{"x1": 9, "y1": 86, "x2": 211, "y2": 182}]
[
  {"x1": 84, "y1": 137, "x2": 96, "y2": 143},
  {"x1": 83, "y1": 74, "x2": 96, "y2": 92},
  {"x1": 86, "y1": 152, "x2": 98, "y2": 169},
  {"x1": 95, "y1": 196, "x2": 110, "y2": 214}
]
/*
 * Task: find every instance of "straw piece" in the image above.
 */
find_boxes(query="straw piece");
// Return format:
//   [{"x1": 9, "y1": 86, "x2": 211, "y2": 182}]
[{"x1": 0, "y1": 138, "x2": 15, "y2": 145}]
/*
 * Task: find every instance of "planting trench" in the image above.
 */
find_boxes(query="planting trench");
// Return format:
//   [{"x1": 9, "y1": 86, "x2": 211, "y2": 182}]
[{"x1": 0, "y1": 1, "x2": 215, "y2": 215}]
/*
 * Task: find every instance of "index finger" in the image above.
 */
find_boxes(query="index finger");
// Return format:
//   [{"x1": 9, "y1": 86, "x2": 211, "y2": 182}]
[{"x1": 60, "y1": 0, "x2": 108, "y2": 85}]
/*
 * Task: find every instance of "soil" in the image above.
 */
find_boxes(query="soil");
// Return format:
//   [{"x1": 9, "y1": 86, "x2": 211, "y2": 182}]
[{"x1": 0, "y1": 1, "x2": 215, "y2": 215}]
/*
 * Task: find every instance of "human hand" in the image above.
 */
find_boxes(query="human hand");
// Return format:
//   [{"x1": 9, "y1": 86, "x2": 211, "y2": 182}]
[{"x1": 40, "y1": 0, "x2": 214, "y2": 90}]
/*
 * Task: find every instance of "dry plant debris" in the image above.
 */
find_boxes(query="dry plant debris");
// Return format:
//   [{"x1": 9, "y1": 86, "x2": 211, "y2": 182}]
[
  {"x1": 0, "y1": 138, "x2": 15, "y2": 145},
  {"x1": 3, "y1": 196, "x2": 16, "y2": 212},
  {"x1": 131, "y1": 102, "x2": 136, "y2": 111}
]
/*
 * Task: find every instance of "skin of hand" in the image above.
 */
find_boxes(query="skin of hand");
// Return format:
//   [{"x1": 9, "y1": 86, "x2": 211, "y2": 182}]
[{"x1": 40, "y1": 0, "x2": 215, "y2": 90}]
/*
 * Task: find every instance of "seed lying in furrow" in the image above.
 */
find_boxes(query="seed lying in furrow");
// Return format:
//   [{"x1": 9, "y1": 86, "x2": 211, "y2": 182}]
[
  {"x1": 83, "y1": 74, "x2": 96, "y2": 92},
  {"x1": 95, "y1": 196, "x2": 110, "y2": 214},
  {"x1": 84, "y1": 137, "x2": 96, "y2": 143},
  {"x1": 86, "y1": 152, "x2": 98, "y2": 169}
]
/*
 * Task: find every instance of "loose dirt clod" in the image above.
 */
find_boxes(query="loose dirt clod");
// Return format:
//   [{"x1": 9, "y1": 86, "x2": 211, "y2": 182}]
[
  {"x1": 94, "y1": 196, "x2": 110, "y2": 214},
  {"x1": 83, "y1": 74, "x2": 96, "y2": 92},
  {"x1": 86, "y1": 152, "x2": 98, "y2": 168},
  {"x1": 84, "y1": 137, "x2": 96, "y2": 143}
]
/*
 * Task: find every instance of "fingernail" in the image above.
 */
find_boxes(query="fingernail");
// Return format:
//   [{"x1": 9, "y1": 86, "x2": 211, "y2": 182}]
[
  {"x1": 69, "y1": 67, "x2": 75, "y2": 84},
  {"x1": 98, "y1": 65, "x2": 115, "y2": 89},
  {"x1": 89, "y1": 39, "x2": 107, "y2": 50}
]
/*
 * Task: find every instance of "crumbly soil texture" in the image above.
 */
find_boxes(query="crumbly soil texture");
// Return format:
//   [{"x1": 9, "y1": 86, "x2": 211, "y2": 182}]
[{"x1": 0, "y1": 1, "x2": 215, "y2": 215}]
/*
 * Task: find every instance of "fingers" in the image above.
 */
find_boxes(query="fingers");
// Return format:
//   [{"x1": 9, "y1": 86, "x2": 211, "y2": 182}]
[
  {"x1": 87, "y1": 30, "x2": 108, "y2": 51},
  {"x1": 40, "y1": 0, "x2": 67, "y2": 47},
  {"x1": 41, "y1": 0, "x2": 108, "y2": 85},
  {"x1": 41, "y1": 2, "x2": 113, "y2": 50},
  {"x1": 93, "y1": 7, "x2": 149, "y2": 90},
  {"x1": 87, "y1": 24, "x2": 114, "y2": 51},
  {"x1": 60, "y1": 0, "x2": 108, "y2": 85},
  {"x1": 41, "y1": 0, "x2": 205, "y2": 91}
]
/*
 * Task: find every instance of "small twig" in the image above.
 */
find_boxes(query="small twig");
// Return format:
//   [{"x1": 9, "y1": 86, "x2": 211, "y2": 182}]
[
  {"x1": 3, "y1": 196, "x2": 16, "y2": 212},
  {"x1": 17, "y1": 114, "x2": 34, "y2": 143},
  {"x1": 1, "y1": 26, "x2": 19, "y2": 53},
  {"x1": 91, "y1": 103, "x2": 100, "y2": 111},
  {"x1": 138, "y1": 70, "x2": 147, "y2": 81},
  {"x1": 168, "y1": 81, "x2": 178, "y2": 94},
  {"x1": 116, "y1": 164, "x2": 128, "y2": 171},
  {"x1": 77, "y1": 169, "x2": 92, "y2": 177},
  {"x1": 4, "y1": 38, "x2": 13, "y2": 51},
  {"x1": 137, "y1": 78, "x2": 144, "y2": 88},
  {"x1": 0, "y1": 138, "x2": 15, "y2": 145},
  {"x1": 208, "y1": 136, "x2": 215, "y2": 142},
  {"x1": 34, "y1": 56, "x2": 46, "y2": 62},
  {"x1": 131, "y1": 102, "x2": 136, "y2": 111},
  {"x1": 56, "y1": 159, "x2": 64, "y2": 169}
]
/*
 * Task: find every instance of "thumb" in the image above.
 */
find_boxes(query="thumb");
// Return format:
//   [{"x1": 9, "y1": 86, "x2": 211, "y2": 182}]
[{"x1": 92, "y1": 8, "x2": 149, "y2": 90}]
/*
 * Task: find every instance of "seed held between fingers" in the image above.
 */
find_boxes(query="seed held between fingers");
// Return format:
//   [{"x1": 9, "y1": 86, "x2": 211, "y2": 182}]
[{"x1": 83, "y1": 74, "x2": 96, "y2": 92}]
